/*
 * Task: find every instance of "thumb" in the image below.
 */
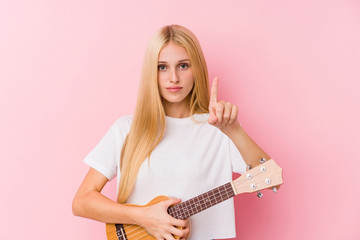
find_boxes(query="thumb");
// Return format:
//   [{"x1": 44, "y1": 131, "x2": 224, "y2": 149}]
[
  {"x1": 164, "y1": 197, "x2": 181, "y2": 208},
  {"x1": 208, "y1": 113, "x2": 217, "y2": 124}
]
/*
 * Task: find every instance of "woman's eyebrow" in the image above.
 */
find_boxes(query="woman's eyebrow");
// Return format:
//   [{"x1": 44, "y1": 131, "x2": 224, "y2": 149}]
[{"x1": 158, "y1": 59, "x2": 190, "y2": 63}]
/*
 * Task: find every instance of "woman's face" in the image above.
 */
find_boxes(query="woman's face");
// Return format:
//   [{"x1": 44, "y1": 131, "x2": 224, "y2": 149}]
[{"x1": 157, "y1": 41, "x2": 194, "y2": 112}]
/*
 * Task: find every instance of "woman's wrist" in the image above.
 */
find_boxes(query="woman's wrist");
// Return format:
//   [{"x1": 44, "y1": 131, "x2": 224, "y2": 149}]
[
  {"x1": 121, "y1": 204, "x2": 143, "y2": 226},
  {"x1": 221, "y1": 120, "x2": 242, "y2": 138}
]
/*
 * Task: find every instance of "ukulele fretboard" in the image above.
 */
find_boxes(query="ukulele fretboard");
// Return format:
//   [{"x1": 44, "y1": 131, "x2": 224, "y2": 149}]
[{"x1": 167, "y1": 182, "x2": 235, "y2": 220}]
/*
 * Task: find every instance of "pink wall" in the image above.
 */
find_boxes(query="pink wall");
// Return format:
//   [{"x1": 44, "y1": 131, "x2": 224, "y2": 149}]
[{"x1": 1, "y1": 0, "x2": 359, "y2": 239}]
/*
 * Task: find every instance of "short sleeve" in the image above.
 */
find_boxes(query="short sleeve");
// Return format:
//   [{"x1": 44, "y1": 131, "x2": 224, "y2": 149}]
[
  {"x1": 83, "y1": 121, "x2": 121, "y2": 181},
  {"x1": 228, "y1": 137, "x2": 247, "y2": 174}
]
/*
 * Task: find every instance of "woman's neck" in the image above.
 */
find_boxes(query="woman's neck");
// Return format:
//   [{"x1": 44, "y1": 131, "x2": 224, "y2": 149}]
[{"x1": 162, "y1": 98, "x2": 191, "y2": 118}]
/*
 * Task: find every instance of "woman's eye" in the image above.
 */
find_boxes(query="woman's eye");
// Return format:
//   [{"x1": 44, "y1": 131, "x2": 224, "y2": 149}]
[
  {"x1": 179, "y1": 63, "x2": 189, "y2": 69},
  {"x1": 158, "y1": 65, "x2": 166, "y2": 71}
]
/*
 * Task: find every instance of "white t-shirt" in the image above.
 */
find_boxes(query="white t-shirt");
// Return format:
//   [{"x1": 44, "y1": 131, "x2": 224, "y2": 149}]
[{"x1": 84, "y1": 113, "x2": 247, "y2": 240}]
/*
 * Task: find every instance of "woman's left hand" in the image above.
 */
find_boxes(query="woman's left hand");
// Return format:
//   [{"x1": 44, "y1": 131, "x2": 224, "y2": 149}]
[{"x1": 208, "y1": 77, "x2": 241, "y2": 134}]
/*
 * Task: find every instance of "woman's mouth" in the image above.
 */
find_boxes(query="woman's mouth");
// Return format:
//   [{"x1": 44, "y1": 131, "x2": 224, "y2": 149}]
[{"x1": 166, "y1": 87, "x2": 182, "y2": 93}]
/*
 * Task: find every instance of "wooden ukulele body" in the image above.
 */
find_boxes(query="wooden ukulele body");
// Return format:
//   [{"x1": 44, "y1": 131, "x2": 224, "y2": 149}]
[{"x1": 106, "y1": 195, "x2": 184, "y2": 240}]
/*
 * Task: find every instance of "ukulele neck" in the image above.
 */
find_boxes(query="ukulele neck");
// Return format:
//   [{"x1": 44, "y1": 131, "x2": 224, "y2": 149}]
[{"x1": 167, "y1": 182, "x2": 235, "y2": 220}]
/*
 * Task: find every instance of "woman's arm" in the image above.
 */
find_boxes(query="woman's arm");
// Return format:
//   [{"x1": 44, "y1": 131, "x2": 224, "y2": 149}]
[
  {"x1": 72, "y1": 168, "x2": 190, "y2": 239},
  {"x1": 208, "y1": 77, "x2": 271, "y2": 168},
  {"x1": 222, "y1": 122, "x2": 271, "y2": 168},
  {"x1": 72, "y1": 168, "x2": 139, "y2": 223}
]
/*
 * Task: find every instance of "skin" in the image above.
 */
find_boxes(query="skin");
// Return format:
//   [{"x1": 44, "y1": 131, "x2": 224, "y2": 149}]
[{"x1": 157, "y1": 41, "x2": 194, "y2": 118}]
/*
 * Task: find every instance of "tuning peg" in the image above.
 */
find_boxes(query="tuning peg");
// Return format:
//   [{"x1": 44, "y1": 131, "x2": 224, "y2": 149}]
[
  {"x1": 272, "y1": 187, "x2": 277, "y2": 193},
  {"x1": 260, "y1": 158, "x2": 266, "y2": 164},
  {"x1": 246, "y1": 164, "x2": 251, "y2": 171},
  {"x1": 257, "y1": 190, "x2": 263, "y2": 198}
]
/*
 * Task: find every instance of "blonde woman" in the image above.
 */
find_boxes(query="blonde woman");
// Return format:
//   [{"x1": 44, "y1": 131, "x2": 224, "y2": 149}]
[{"x1": 72, "y1": 24, "x2": 272, "y2": 240}]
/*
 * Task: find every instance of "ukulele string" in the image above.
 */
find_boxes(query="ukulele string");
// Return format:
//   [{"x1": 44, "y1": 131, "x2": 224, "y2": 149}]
[
  {"x1": 176, "y1": 183, "x2": 235, "y2": 218},
  {"x1": 122, "y1": 225, "x2": 148, "y2": 239},
  {"x1": 115, "y1": 225, "x2": 148, "y2": 240},
  {"x1": 125, "y1": 229, "x2": 149, "y2": 239}
]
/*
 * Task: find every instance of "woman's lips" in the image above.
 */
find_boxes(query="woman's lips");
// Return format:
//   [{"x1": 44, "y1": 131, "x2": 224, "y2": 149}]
[{"x1": 166, "y1": 87, "x2": 182, "y2": 92}]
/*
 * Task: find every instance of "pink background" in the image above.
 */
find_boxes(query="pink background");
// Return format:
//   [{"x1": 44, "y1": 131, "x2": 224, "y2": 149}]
[{"x1": 1, "y1": 0, "x2": 359, "y2": 239}]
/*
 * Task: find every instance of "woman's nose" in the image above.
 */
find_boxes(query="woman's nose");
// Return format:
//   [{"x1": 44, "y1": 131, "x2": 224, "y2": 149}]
[{"x1": 170, "y1": 68, "x2": 179, "y2": 83}]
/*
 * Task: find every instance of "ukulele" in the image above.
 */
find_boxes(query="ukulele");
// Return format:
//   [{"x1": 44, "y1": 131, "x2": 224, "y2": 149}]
[{"x1": 106, "y1": 159, "x2": 283, "y2": 240}]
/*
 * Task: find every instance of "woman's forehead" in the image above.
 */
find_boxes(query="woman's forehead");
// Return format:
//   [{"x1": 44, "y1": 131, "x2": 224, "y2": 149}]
[{"x1": 158, "y1": 42, "x2": 189, "y2": 63}]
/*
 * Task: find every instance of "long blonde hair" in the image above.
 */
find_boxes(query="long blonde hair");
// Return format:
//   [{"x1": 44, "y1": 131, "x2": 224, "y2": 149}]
[{"x1": 117, "y1": 25, "x2": 210, "y2": 203}]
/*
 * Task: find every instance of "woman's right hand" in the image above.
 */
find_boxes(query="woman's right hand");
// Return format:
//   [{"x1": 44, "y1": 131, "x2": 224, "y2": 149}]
[{"x1": 138, "y1": 198, "x2": 191, "y2": 240}]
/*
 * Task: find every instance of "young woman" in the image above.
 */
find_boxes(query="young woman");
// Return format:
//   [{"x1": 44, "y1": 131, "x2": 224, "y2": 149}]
[{"x1": 72, "y1": 24, "x2": 273, "y2": 240}]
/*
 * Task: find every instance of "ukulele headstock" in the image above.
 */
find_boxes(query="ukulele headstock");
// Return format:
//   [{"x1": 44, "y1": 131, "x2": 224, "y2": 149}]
[{"x1": 232, "y1": 159, "x2": 283, "y2": 195}]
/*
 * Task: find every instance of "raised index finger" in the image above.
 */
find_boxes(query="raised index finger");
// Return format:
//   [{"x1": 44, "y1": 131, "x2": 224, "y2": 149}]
[{"x1": 210, "y1": 77, "x2": 218, "y2": 104}]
